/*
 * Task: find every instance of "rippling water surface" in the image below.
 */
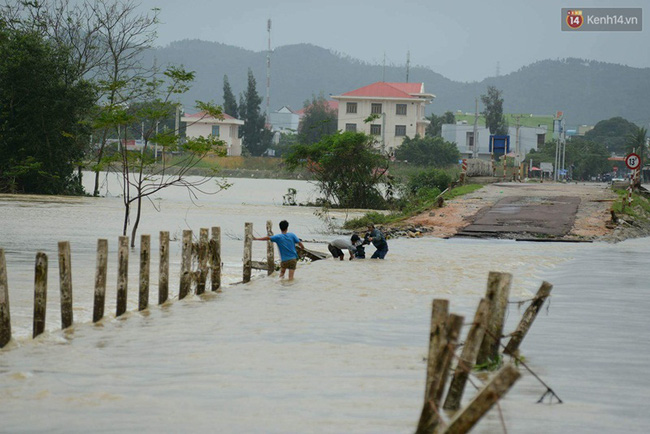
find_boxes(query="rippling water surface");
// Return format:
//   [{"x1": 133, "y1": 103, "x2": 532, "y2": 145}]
[{"x1": 0, "y1": 174, "x2": 648, "y2": 433}]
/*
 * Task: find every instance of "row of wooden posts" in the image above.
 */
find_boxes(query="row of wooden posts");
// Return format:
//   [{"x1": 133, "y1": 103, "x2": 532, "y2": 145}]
[
  {"x1": 416, "y1": 271, "x2": 554, "y2": 433},
  {"x1": 0, "y1": 221, "x2": 277, "y2": 349}
]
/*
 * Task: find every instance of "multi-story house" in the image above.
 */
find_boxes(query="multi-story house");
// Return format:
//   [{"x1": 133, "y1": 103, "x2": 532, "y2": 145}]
[
  {"x1": 182, "y1": 111, "x2": 245, "y2": 156},
  {"x1": 331, "y1": 82, "x2": 434, "y2": 154}
]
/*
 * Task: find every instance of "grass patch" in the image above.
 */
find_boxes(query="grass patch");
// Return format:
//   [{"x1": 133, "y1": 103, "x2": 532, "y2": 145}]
[{"x1": 444, "y1": 183, "x2": 483, "y2": 200}]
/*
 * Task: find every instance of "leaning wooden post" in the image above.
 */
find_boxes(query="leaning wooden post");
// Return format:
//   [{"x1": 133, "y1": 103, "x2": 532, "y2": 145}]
[
  {"x1": 436, "y1": 364, "x2": 521, "y2": 434},
  {"x1": 417, "y1": 313, "x2": 464, "y2": 434},
  {"x1": 179, "y1": 230, "x2": 192, "y2": 299},
  {"x1": 116, "y1": 236, "x2": 129, "y2": 317},
  {"x1": 266, "y1": 220, "x2": 274, "y2": 275},
  {"x1": 243, "y1": 222, "x2": 253, "y2": 283},
  {"x1": 504, "y1": 281, "x2": 553, "y2": 356},
  {"x1": 158, "y1": 231, "x2": 169, "y2": 304},
  {"x1": 425, "y1": 299, "x2": 450, "y2": 399},
  {"x1": 210, "y1": 227, "x2": 222, "y2": 292},
  {"x1": 58, "y1": 241, "x2": 73, "y2": 329},
  {"x1": 443, "y1": 298, "x2": 489, "y2": 411},
  {"x1": 197, "y1": 228, "x2": 209, "y2": 295},
  {"x1": 93, "y1": 239, "x2": 108, "y2": 323},
  {"x1": 0, "y1": 249, "x2": 11, "y2": 348},
  {"x1": 138, "y1": 235, "x2": 150, "y2": 311},
  {"x1": 476, "y1": 271, "x2": 512, "y2": 366},
  {"x1": 33, "y1": 252, "x2": 48, "y2": 338}
]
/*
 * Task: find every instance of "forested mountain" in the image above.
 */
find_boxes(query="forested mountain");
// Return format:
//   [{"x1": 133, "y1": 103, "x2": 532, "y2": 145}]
[{"x1": 145, "y1": 40, "x2": 650, "y2": 126}]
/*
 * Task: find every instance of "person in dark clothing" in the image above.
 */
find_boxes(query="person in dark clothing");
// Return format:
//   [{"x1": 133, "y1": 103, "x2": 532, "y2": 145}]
[
  {"x1": 351, "y1": 234, "x2": 368, "y2": 259},
  {"x1": 366, "y1": 224, "x2": 388, "y2": 259}
]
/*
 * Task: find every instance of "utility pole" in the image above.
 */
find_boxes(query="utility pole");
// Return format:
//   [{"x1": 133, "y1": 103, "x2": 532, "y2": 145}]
[
  {"x1": 382, "y1": 52, "x2": 386, "y2": 82},
  {"x1": 472, "y1": 98, "x2": 479, "y2": 158},
  {"x1": 266, "y1": 19, "x2": 271, "y2": 123},
  {"x1": 513, "y1": 114, "x2": 522, "y2": 166}
]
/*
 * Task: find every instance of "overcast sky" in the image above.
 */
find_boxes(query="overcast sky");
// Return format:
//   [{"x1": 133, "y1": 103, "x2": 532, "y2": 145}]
[{"x1": 146, "y1": 0, "x2": 648, "y2": 82}]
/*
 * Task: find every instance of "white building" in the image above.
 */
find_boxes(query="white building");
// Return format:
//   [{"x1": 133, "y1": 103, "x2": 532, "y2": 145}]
[
  {"x1": 442, "y1": 124, "x2": 547, "y2": 160},
  {"x1": 182, "y1": 111, "x2": 245, "y2": 156},
  {"x1": 269, "y1": 106, "x2": 300, "y2": 133},
  {"x1": 331, "y1": 82, "x2": 434, "y2": 154}
]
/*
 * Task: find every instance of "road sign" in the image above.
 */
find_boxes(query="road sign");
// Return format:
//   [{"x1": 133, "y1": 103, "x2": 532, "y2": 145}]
[{"x1": 625, "y1": 153, "x2": 641, "y2": 170}]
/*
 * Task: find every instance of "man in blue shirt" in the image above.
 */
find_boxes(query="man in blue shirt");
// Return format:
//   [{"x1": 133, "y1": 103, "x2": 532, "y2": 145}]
[
  {"x1": 254, "y1": 220, "x2": 304, "y2": 280},
  {"x1": 366, "y1": 224, "x2": 388, "y2": 259}
]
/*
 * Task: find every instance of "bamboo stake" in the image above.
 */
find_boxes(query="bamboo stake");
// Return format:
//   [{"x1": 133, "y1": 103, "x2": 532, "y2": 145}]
[
  {"x1": 58, "y1": 241, "x2": 73, "y2": 329},
  {"x1": 417, "y1": 313, "x2": 464, "y2": 434},
  {"x1": 425, "y1": 299, "x2": 450, "y2": 399},
  {"x1": 159, "y1": 231, "x2": 169, "y2": 304},
  {"x1": 197, "y1": 228, "x2": 209, "y2": 295},
  {"x1": 138, "y1": 235, "x2": 150, "y2": 311},
  {"x1": 93, "y1": 239, "x2": 108, "y2": 323},
  {"x1": 436, "y1": 364, "x2": 521, "y2": 434},
  {"x1": 443, "y1": 298, "x2": 489, "y2": 411},
  {"x1": 179, "y1": 230, "x2": 192, "y2": 300},
  {"x1": 210, "y1": 227, "x2": 221, "y2": 292},
  {"x1": 266, "y1": 220, "x2": 274, "y2": 276},
  {"x1": 116, "y1": 236, "x2": 129, "y2": 317},
  {"x1": 476, "y1": 271, "x2": 512, "y2": 365},
  {"x1": 243, "y1": 222, "x2": 253, "y2": 283},
  {"x1": 33, "y1": 252, "x2": 48, "y2": 338},
  {"x1": 504, "y1": 281, "x2": 553, "y2": 356}
]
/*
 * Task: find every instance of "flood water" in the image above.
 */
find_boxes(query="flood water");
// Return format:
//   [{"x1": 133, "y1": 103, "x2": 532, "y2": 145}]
[{"x1": 0, "y1": 173, "x2": 648, "y2": 433}]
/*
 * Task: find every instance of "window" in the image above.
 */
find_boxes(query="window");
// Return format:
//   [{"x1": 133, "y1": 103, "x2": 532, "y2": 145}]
[
  {"x1": 345, "y1": 123, "x2": 357, "y2": 132},
  {"x1": 346, "y1": 102, "x2": 357, "y2": 114},
  {"x1": 211, "y1": 125, "x2": 220, "y2": 137},
  {"x1": 537, "y1": 133, "x2": 546, "y2": 147},
  {"x1": 370, "y1": 124, "x2": 381, "y2": 135},
  {"x1": 396, "y1": 104, "x2": 407, "y2": 115},
  {"x1": 395, "y1": 125, "x2": 406, "y2": 136},
  {"x1": 371, "y1": 103, "x2": 382, "y2": 114},
  {"x1": 466, "y1": 131, "x2": 476, "y2": 148}
]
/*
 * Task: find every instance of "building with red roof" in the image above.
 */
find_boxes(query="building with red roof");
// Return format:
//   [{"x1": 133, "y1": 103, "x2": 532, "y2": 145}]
[
  {"x1": 181, "y1": 111, "x2": 245, "y2": 156},
  {"x1": 331, "y1": 82, "x2": 434, "y2": 152}
]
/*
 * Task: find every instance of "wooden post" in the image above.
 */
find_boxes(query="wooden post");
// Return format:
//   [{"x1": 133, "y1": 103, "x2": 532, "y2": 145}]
[
  {"x1": 33, "y1": 252, "x2": 48, "y2": 338},
  {"x1": 93, "y1": 239, "x2": 108, "y2": 323},
  {"x1": 197, "y1": 228, "x2": 209, "y2": 295},
  {"x1": 138, "y1": 235, "x2": 150, "y2": 311},
  {"x1": 425, "y1": 299, "x2": 450, "y2": 399},
  {"x1": 210, "y1": 227, "x2": 221, "y2": 292},
  {"x1": 504, "y1": 281, "x2": 553, "y2": 356},
  {"x1": 179, "y1": 230, "x2": 192, "y2": 299},
  {"x1": 266, "y1": 220, "x2": 274, "y2": 276},
  {"x1": 58, "y1": 241, "x2": 73, "y2": 329},
  {"x1": 476, "y1": 271, "x2": 512, "y2": 366},
  {"x1": 116, "y1": 236, "x2": 129, "y2": 317},
  {"x1": 417, "y1": 314, "x2": 464, "y2": 434},
  {"x1": 159, "y1": 231, "x2": 169, "y2": 304},
  {"x1": 436, "y1": 364, "x2": 521, "y2": 434},
  {"x1": 443, "y1": 298, "x2": 489, "y2": 411},
  {"x1": 0, "y1": 249, "x2": 11, "y2": 348},
  {"x1": 243, "y1": 222, "x2": 253, "y2": 283}
]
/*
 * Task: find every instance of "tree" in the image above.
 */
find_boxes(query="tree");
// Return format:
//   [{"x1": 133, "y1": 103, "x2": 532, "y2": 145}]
[
  {"x1": 395, "y1": 136, "x2": 460, "y2": 167},
  {"x1": 222, "y1": 74, "x2": 238, "y2": 118},
  {"x1": 284, "y1": 132, "x2": 391, "y2": 209},
  {"x1": 481, "y1": 86, "x2": 508, "y2": 135},
  {"x1": 297, "y1": 94, "x2": 337, "y2": 145},
  {"x1": 0, "y1": 27, "x2": 95, "y2": 194},
  {"x1": 425, "y1": 111, "x2": 456, "y2": 137},
  {"x1": 239, "y1": 68, "x2": 271, "y2": 156},
  {"x1": 101, "y1": 66, "x2": 230, "y2": 246},
  {"x1": 585, "y1": 117, "x2": 640, "y2": 155},
  {"x1": 524, "y1": 137, "x2": 610, "y2": 180},
  {"x1": 1, "y1": 0, "x2": 161, "y2": 197}
]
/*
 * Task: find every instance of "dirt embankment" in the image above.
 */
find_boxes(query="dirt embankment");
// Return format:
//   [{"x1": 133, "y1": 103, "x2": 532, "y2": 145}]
[{"x1": 401, "y1": 182, "x2": 650, "y2": 242}]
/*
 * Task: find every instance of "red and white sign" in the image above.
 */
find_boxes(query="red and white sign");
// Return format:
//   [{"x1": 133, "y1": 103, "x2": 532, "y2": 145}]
[{"x1": 625, "y1": 153, "x2": 641, "y2": 170}]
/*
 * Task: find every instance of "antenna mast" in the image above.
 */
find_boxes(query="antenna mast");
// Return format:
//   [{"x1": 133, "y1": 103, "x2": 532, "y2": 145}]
[
  {"x1": 266, "y1": 19, "x2": 271, "y2": 123},
  {"x1": 406, "y1": 50, "x2": 410, "y2": 83}
]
